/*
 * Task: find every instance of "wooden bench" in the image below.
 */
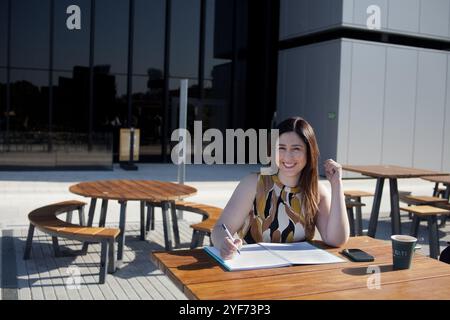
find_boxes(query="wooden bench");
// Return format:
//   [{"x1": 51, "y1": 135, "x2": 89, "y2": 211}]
[
  {"x1": 400, "y1": 205, "x2": 450, "y2": 259},
  {"x1": 346, "y1": 200, "x2": 366, "y2": 237},
  {"x1": 400, "y1": 193, "x2": 449, "y2": 223},
  {"x1": 344, "y1": 190, "x2": 374, "y2": 236},
  {"x1": 24, "y1": 200, "x2": 120, "y2": 284},
  {"x1": 400, "y1": 194, "x2": 448, "y2": 206},
  {"x1": 145, "y1": 201, "x2": 222, "y2": 249}
]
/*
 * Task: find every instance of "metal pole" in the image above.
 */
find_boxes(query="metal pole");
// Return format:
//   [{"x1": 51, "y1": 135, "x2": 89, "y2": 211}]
[{"x1": 177, "y1": 79, "x2": 188, "y2": 219}]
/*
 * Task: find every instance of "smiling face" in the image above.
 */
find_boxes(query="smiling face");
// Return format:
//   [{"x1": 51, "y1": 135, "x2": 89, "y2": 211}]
[{"x1": 276, "y1": 131, "x2": 308, "y2": 179}]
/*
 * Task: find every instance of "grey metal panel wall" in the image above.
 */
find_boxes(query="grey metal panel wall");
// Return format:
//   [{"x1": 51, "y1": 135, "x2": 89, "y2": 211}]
[
  {"x1": 444, "y1": 55, "x2": 450, "y2": 172},
  {"x1": 420, "y1": 0, "x2": 450, "y2": 39},
  {"x1": 388, "y1": 0, "x2": 420, "y2": 34},
  {"x1": 342, "y1": 0, "x2": 450, "y2": 41},
  {"x1": 279, "y1": 0, "x2": 343, "y2": 41},
  {"x1": 413, "y1": 50, "x2": 448, "y2": 170},
  {"x1": 382, "y1": 47, "x2": 417, "y2": 166},
  {"x1": 277, "y1": 40, "x2": 341, "y2": 166},
  {"x1": 352, "y1": 0, "x2": 389, "y2": 29},
  {"x1": 336, "y1": 39, "x2": 450, "y2": 172},
  {"x1": 336, "y1": 40, "x2": 352, "y2": 165},
  {"x1": 346, "y1": 40, "x2": 386, "y2": 165},
  {"x1": 280, "y1": 0, "x2": 450, "y2": 41}
]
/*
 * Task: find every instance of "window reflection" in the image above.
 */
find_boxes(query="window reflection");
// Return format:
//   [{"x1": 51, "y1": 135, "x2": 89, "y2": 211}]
[
  {"x1": 54, "y1": 0, "x2": 91, "y2": 71},
  {"x1": 170, "y1": 0, "x2": 200, "y2": 78},
  {"x1": 202, "y1": 0, "x2": 232, "y2": 133},
  {"x1": 10, "y1": 70, "x2": 49, "y2": 132},
  {"x1": 0, "y1": 0, "x2": 8, "y2": 67},
  {"x1": 94, "y1": 0, "x2": 129, "y2": 74},
  {"x1": 53, "y1": 70, "x2": 89, "y2": 133},
  {"x1": 10, "y1": 0, "x2": 50, "y2": 69},
  {"x1": 133, "y1": 0, "x2": 165, "y2": 76},
  {"x1": 132, "y1": 75, "x2": 163, "y2": 159},
  {"x1": 91, "y1": 68, "x2": 127, "y2": 159},
  {"x1": 0, "y1": 69, "x2": 6, "y2": 131}
]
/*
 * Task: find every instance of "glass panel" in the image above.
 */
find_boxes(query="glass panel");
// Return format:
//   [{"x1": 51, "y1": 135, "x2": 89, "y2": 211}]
[
  {"x1": 132, "y1": 75, "x2": 163, "y2": 159},
  {"x1": 204, "y1": 0, "x2": 231, "y2": 80},
  {"x1": 53, "y1": 70, "x2": 89, "y2": 133},
  {"x1": 170, "y1": 0, "x2": 200, "y2": 78},
  {"x1": 10, "y1": 69, "x2": 49, "y2": 132},
  {"x1": 0, "y1": 68, "x2": 6, "y2": 131},
  {"x1": 0, "y1": 0, "x2": 8, "y2": 67},
  {"x1": 10, "y1": 0, "x2": 50, "y2": 69},
  {"x1": 93, "y1": 70, "x2": 127, "y2": 159},
  {"x1": 202, "y1": 0, "x2": 232, "y2": 133},
  {"x1": 54, "y1": 0, "x2": 91, "y2": 71},
  {"x1": 94, "y1": 0, "x2": 129, "y2": 74},
  {"x1": 133, "y1": 0, "x2": 165, "y2": 76}
]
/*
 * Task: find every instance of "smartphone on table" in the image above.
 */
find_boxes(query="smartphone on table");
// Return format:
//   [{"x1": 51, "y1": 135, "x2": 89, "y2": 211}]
[{"x1": 340, "y1": 248, "x2": 374, "y2": 262}]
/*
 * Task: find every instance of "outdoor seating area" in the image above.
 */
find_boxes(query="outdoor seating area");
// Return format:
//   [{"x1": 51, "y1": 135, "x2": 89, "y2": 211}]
[{"x1": 1, "y1": 164, "x2": 450, "y2": 300}]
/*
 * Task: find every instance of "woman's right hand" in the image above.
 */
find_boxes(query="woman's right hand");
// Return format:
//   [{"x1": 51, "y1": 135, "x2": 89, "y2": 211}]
[{"x1": 220, "y1": 237, "x2": 243, "y2": 260}]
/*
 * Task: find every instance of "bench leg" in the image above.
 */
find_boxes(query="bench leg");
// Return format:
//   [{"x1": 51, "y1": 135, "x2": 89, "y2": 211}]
[
  {"x1": 190, "y1": 230, "x2": 200, "y2": 249},
  {"x1": 99, "y1": 241, "x2": 109, "y2": 284},
  {"x1": 66, "y1": 210, "x2": 73, "y2": 223},
  {"x1": 108, "y1": 239, "x2": 116, "y2": 273},
  {"x1": 23, "y1": 224, "x2": 35, "y2": 260},
  {"x1": 117, "y1": 201, "x2": 127, "y2": 261},
  {"x1": 170, "y1": 201, "x2": 181, "y2": 248},
  {"x1": 190, "y1": 230, "x2": 206, "y2": 249},
  {"x1": 432, "y1": 182, "x2": 440, "y2": 197},
  {"x1": 347, "y1": 207, "x2": 355, "y2": 237},
  {"x1": 161, "y1": 201, "x2": 173, "y2": 251},
  {"x1": 439, "y1": 216, "x2": 447, "y2": 228},
  {"x1": 140, "y1": 201, "x2": 146, "y2": 241},
  {"x1": 146, "y1": 204, "x2": 154, "y2": 233},
  {"x1": 355, "y1": 196, "x2": 363, "y2": 236},
  {"x1": 98, "y1": 199, "x2": 109, "y2": 227},
  {"x1": 81, "y1": 198, "x2": 97, "y2": 254},
  {"x1": 52, "y1": 237, "x2": 61, "y2": 257},
  {"x1": 197, "y1": 232, "x2": 206, "y2": 247},
  {"x1": 410, "y1": 215, "x2": 420, "y2": 238},
  {"x1": 428, "y1": 216, "x2": 439, "y2": 259},
  {"x1": 78, "y1": 206, "x2": 86, "y2": 226}
]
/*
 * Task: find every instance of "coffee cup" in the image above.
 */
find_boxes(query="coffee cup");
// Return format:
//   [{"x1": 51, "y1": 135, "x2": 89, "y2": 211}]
[{"x1": 391, "y1": 235, "x2": 417, "y2": 270}]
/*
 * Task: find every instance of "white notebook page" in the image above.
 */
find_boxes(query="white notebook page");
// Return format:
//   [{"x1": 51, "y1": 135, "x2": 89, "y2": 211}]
[
  {"x1": 205, "y1": 244, "x2": 290, "y2": 271},
  {"x1": 260, "y1": 242, "x2": 345, "y2": 265}
]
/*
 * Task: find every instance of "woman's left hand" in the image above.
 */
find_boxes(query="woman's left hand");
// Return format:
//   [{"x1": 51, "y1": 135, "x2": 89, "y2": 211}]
[{"x1": 324, "y1": 159, "x2": 342, "y2": 186}]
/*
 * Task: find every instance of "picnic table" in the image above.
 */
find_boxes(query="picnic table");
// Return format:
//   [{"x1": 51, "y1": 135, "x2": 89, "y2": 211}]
[
  {"x1": 69, "y1": 180, "x2": 197, "y2": 261},
  {"x1": 422, "y1": 175, "x2": 450, "y2": 200},
  {"x1": 151, "y1": 236, "x2": 450, "y2": 299},
  {"x1": 342, "y1": 165, "x2": 449, "y2": 237}
]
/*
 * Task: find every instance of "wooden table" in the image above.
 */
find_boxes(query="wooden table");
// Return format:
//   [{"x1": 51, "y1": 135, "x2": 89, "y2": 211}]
[
  {"x1": 342, "y1": 165, "x2": 449, "y2": 237},
  {"x1": 422, "y1": 175, "x2": 450, "y2": 200},
  {"x1": 69, "y1": 180, "x2": 197, "y2": 261},
  {"x1": 151, "y1": 236, "x2": 450, "y2": 300},
  {"x1": 422, "y1": 175, "x2": 450, "y2": 227}
]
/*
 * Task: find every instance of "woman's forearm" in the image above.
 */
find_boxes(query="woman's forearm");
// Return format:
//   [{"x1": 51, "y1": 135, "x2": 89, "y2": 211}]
[
  {"x1": 325, "y1": 181, "x2": 350, "y2": 246},
  {"x1": 211, "y1": 225, "x2": 225, "y2": 249}
]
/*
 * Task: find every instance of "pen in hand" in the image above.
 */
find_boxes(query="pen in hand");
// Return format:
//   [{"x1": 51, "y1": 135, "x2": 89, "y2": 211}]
[{"x1": 221, "y1": 223, "x2": 241, "y2": 255}]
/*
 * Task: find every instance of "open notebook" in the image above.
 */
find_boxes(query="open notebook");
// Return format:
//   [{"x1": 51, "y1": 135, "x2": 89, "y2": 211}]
[{"x1": 204, "y1": 242, "x2": 345, "y2": 271}]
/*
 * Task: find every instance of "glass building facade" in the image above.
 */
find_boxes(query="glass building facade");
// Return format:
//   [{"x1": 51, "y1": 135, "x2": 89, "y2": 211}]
[{"x1": 0, "y1": 0, "x2": 279, "y2": 168}]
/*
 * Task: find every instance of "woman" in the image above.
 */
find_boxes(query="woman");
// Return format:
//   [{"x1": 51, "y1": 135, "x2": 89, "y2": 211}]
[{"x1": 211, "y1": 117, "x2": 349, "y2": 260}]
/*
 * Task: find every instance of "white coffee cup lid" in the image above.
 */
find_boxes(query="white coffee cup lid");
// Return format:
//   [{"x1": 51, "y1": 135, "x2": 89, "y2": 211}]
[{"x1": 391, "y1": 235, "x2": 417, "y2": 242}]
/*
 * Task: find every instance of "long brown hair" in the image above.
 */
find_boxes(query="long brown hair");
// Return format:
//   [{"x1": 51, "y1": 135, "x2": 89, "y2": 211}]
[{"x1": 276, "y1": 117, "x2": 320, "y2": 227}]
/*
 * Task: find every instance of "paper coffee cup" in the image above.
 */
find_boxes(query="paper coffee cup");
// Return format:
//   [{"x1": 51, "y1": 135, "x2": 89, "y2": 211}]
[{"x1": 391, "y1": 235, "x2": 417, "y2": 270}]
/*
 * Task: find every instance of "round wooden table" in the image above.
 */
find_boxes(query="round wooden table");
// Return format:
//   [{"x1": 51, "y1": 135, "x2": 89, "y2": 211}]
[{"x1": 69, "y1": 180, "x2": 197, "y2": 260}]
